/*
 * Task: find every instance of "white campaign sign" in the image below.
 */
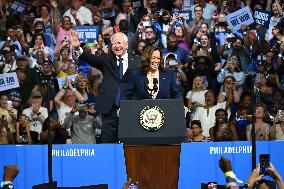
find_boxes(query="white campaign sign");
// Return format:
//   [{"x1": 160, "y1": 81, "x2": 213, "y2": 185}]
[
  {"x1": 57, "y1": 74, "x2": 78, "y2": 89},
  {"x1": 226, "y1": 6, "x2": 254, "y2": 31},
  {"x1": 0, "y1": 72, "x2": 19, "y2": 92}
]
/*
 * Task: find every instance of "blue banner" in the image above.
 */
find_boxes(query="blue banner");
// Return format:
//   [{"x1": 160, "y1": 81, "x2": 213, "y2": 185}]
[
  {"x1": 178, "y1": 141, "x2": 284, "y2": 188},
  {"x1": 74, "y1": 26, "x2": 100, "y2": 43},
  {"x1": 0, "y1": 144, "x2": 126, "y2": 189},
  {"x1": 254, "y1": 10, "x2": 272, "y2": 28}
]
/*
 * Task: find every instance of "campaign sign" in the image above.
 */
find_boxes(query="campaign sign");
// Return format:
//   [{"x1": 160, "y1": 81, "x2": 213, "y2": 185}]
[
  {"x1": 0, "y1": 72, "x2": 19, "y2": 92},
  {"x1": 74, "y1": 26, "x2": 99, "y2": 43},
  {"x1": 57, "y1": 74, "x2": 78, "y2": 89},
  {"x1": 132, "y1": 0, "x2": 144, "y2": 13},
  {"x1": 172, "y1": 10, "x2": 193, "y2": 24},
  {"x1": 0, "y1": 144, "x2": 127, "y2": 189},
  {"x1": 8, "y1": 0, "x2": 27, "y2": 15},
  {"x1": 178, "y1": 141, "x2": 284, "y2": 188},
  {"x1": 254, "y1": 9, "x2": 272, "y2": 28},
  {"x1": 226, "y1": 6, "x2": 254, "y2": 31}
]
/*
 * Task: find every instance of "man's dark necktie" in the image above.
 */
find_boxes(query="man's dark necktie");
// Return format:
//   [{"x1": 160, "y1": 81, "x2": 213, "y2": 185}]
[{"x1": 115, "y1": 57, "x2": 124, "y2": 106}]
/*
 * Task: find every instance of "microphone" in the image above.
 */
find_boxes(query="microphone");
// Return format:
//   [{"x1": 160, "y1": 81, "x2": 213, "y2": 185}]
[{"x1": 153, "y1": 78, "x2": 158, "y2": 92}]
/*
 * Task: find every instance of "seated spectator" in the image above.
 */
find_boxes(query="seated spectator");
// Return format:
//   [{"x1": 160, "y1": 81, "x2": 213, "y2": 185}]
[
  {"x1": 209, "y1": 108, "x2": 238, "y2": 141},
  {"x1": 15, "y1": 114, "x2": 32, "y2": 144},
  {"x1": 22, "y1": 91, "x2": 48, "y2": 143},
  {"x1": 246, "y1": 105, "x2": 271, "y2": 141},
  {"x1": 62, "y1": 103, "x2": 102, "y2": 144},
  {"x1": 40, "y1": 113, "x2": 68, "y2": 144},
  {"x1": 186, "y1": 120, "x2": 211, "y2": 142},
  {"x1": 217, "y1": 54, "x2": 246, "y2": 87}
]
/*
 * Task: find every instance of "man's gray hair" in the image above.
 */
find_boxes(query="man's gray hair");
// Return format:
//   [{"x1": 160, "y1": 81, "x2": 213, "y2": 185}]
[{"x1": 110, "y1": 32, "x2": 128, "y2": 43}]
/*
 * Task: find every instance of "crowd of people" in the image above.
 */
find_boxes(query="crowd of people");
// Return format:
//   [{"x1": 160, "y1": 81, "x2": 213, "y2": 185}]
[{"x1": 0, "y1": 0, "x2": 284, "y2": 144}]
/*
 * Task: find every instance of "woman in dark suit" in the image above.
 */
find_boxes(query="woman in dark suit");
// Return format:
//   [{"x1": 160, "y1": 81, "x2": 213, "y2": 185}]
[{"x1": 121, "y1": 46, "x2": 181, "y2": 100}]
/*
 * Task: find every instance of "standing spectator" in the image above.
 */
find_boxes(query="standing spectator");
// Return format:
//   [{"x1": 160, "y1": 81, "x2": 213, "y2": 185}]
[
  {"x1": 0, "y1": 94, "x2": 16, "y2": 144},
  {"x1": 186, "y1": 120, "x2": 211, "y2": 142},
  {"x1": 62, "y1": 103, "x2": 102, "y2": 144},
  {"x1": 217, "y1": 54, "x2": 246, "y2": 86},
  {"x1": 162, "y1": 33, "x2": 188, "y2": 65},
  {"x1": 0, "y1": 47, "x2": 17, "y2": 73},
  {"x1": 266, "y1": 0, "x2": 283, "y2": 41},
  {"x1": 209, "y1": 108, "x2": 238, "y2": 141},
  {"x1": 193, "y1": 90, "x2": 227, "y2": 136},
  {"x1": 15, "y1": 114, "x2": 32, "y2": 144},
  {"x1": 54, "y1": 79, "x2": 85, "y2": 125},
  {"x1": 191, "y1": 0, "x2": 217, "y2": 21},
  {"x1": 246, "y1": 105, "x2": 271, "y2": 140},
  {"x1": 22, "y1": 91, "x2": 48, "y2": 143},
  {"x1": 40, "y1": 113, "x2": 68, "y2": 144},
  {"x1": 15, "y1": 54, "x2": 40, "y2": 105},
  {"x1": 63, "y1": 0, "x2": 93, "y2": 26},
  {"x1": 33, "y1": 4, "x2": 52, "y2": 35},
  {"x1": 50, "y1": 0, "x2": 73, "y2": 49}
]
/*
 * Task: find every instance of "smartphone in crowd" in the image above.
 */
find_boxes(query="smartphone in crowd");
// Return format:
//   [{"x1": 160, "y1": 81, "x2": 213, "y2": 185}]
[
  {"x1": 7, "y1": 100, "x2": 13, "y2": 111},
  {"x1": 259, "y1": 154, "x2": 270, "y2": 176}
]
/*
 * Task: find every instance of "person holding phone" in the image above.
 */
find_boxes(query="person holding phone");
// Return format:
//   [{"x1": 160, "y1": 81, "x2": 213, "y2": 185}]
[
  {"x1": 15, "y1": 114, "x2": 33, "y2": 144},
  {"x1": 0, "y1": 94, "x2": 17, "y2": 144}
]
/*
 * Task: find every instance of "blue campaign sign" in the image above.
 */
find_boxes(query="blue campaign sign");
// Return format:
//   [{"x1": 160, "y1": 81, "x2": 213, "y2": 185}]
[
  {"x1": 254, "y1": 10, "x2": 272, "y2": 28},
  {"x1": 74, "y1": 26, "x2": 100, "y2": 43},
  {"x1": 178, "y1": 141, "x2": 284, "y2": 188},
  {"x1": 0, "y1": 144, "x2": 127, "y2": 189},
  {"x1": 8, "y1": 0, "x2": 27, "y2": 15},
  {"x1": 172, "y1": 10, "x2": 193, "y2": 24}
]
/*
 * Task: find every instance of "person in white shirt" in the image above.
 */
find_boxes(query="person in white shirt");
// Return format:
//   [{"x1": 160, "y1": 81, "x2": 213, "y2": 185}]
[
  {"x1": 193, "y1": 90, "x2": 229, "y2": 136},
  {"x1": 22, "y1": 91, "x2": 48, "y2": 143},
  {"x1": 63, "y1": 0, "x2": 93, "y2": 26}
]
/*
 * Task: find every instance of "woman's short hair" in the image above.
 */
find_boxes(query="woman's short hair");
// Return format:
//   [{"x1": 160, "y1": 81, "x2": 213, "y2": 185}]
[{"x1": 141, "y1": 46, "x2": 164, "y2": 73}]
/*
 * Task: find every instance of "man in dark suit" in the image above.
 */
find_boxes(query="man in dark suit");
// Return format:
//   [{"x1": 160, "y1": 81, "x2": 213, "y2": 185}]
[{"x1": 71, "y1": 31, "x2": 141, "y2": 143}]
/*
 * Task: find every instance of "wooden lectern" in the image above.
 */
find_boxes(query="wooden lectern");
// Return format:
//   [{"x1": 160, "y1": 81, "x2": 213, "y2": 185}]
[
  {"x1": 124, "y1": 145, "x2": 180, "y2": 189},
  {"x1": 119, "y1": 100, "x2": 186, "y2": 189}
]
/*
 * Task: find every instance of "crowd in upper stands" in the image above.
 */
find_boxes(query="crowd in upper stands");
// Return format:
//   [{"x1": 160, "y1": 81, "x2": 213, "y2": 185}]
[{"x1": 0, "y1": 0, "x2": 284, "y2": 144}]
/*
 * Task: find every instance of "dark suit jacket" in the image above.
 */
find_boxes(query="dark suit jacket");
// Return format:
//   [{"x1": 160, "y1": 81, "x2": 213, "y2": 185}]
[
  {"x1": 121, "y1": 68, "x2": 182, "y2": 100},
  {"x1": 79, "y1": 51, "x2": 141, "y2": 114}
]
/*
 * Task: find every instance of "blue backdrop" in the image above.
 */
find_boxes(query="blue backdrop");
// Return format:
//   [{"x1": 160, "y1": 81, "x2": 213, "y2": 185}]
[
  {"x1": 178, "y1": 141, "x2": 284, "y2": 188},
  {"x1": 0, "y1": 144, "x2": 127, "y2": 189}
]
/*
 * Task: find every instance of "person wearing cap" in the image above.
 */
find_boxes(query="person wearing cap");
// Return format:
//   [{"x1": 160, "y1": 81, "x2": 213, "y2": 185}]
[
  {"x1": 22, "y1": 91, "x2": 48, "y2": 144},
  {"x1": 0, "y1": 47, "x2": 17, "y2": 73},
  {"x1": 16, "y1": 54, "x2": 40, "y2": 104},
  {"x1": 9, "y1": 91, "x2": 22, "y2": 116}
]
